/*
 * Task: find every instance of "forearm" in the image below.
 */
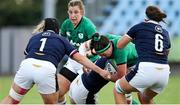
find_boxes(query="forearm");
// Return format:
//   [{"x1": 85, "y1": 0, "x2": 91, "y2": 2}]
[
  {"x1": 111, "y1": 64, "x2": 127, "y2": 82},
  {"x1": 117, "y1": 35, "x2": 131, "y2": 48},
  {"x1": 109, "y1": 73, "x2": 119, "y2": 82},
  {"x1": 72, "y1": 53, "x2": 102, "y2": 74}
]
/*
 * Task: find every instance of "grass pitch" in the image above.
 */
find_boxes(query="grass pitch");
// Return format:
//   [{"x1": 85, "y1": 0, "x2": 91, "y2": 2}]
[
  {"x1": 169, "y1": 37, "x2": 180, "y2": 62},
  {"x1": 0, "y1": 74, "x2": 180, "y2": 104}
]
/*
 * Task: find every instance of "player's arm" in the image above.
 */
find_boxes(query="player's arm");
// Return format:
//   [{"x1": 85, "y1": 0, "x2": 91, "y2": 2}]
[
  {"x1": 118, "y1": 23, "x2": 138, "y2": 48},
  {"x1": 72, "y1": 52, "x2": 111, "y2": 80},
  {"x1": 110, "y1": 63, "x2": 127, "y2": 82},
  {"x1": 24, "y1": 44, "x2": 29, "y2": 55},
  {"x1": 24, "y1": 38, "x2": 32, "y2": 55},
  {"x1": 78, "y1": 40, "x2": 91, "y2": 56},
  {"x1": 78, "y1": 40, "x2": 94, "y2": 73},
  {"x1": 60, "y1": 20, "x2": 67, "y2": 37},
  {"x1": 78, "y1": 39, "x2": 96, "y2": 58},
  {"x1": 117, "y1": 34, "x2": 132, "y2": 48}
]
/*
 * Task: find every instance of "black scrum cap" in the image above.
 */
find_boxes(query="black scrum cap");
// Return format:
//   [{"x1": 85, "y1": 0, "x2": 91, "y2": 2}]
[{"x1": 44, "y1": 18, "x2": 59, "y2": 34}]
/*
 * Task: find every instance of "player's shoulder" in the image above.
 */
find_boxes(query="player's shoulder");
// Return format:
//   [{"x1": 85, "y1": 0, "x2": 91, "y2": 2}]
[
  {"x1": 58, "y1": 34, "x2": 70, "y2": 42},
  {"x1": 63, "y1": 18, "x2": 71, "y2": 23},
  {"x1": 128, "y1": 22, "x2": 144, "y2": 31},
  {"x1": 61, "y1": 18, "x2": 72, "y2": 26},
  {"x1": 162, "y1": 28, "x2": 169, "y2": 34},
  {"x1": 82, "y1": 16, "x2": 91, "y2": 22},
  {"x1": 134, "y1": 22, "x2": 145, "y2": 28},
  {"x1": 82, "y1": 16, "x2": 95, "y2": 27},
  {"x1": 58, "y1": 34, "x2": 67, "y2": 39},
  {"x1": 106, "y1": 34, "x2": 121, "y2": 39}
]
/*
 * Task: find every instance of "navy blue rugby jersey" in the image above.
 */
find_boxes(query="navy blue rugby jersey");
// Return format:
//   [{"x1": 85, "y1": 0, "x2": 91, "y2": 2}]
[
  {"x1": 24, "y1": 31, "x2": 77, "y2": 67},
  {"x1": 82, "y1": 57, "x2": 109, "y2": 94},
  {"x1": 127, "y1": 20, "x2": 171, "y2": 64}
]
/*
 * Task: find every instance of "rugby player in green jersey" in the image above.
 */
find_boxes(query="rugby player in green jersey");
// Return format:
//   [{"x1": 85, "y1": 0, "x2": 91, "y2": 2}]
[
  {"x1": 57, "y1": 0, "x2": 100, "y2": 104},
  {"x1": 69, "y1": 33, "x2": 139, "y2": 104}
]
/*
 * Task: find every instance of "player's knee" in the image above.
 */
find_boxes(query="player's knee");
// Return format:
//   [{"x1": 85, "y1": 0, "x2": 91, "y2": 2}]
[
  {"x1": 115, "y1": 79, "x2": 126, "y2": 94},
  {"x1": 9, "y1": 88, "x2": 26, "y2": 104}
]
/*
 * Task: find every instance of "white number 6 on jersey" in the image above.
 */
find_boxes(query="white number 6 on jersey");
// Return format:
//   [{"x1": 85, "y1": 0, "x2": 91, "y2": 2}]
[{"x1": 155, "y1": 34, "x2": 163, "y2": 52}]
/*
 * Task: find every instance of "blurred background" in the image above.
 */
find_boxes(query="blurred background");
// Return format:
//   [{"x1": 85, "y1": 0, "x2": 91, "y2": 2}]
[{"x1": 0, "y1": 0, "x2": 180, "y2": 103}]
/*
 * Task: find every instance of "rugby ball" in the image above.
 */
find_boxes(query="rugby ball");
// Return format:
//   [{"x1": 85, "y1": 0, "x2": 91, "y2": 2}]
[{"x1": 104, "y1": 60, "x2": 117, "y2": 75}]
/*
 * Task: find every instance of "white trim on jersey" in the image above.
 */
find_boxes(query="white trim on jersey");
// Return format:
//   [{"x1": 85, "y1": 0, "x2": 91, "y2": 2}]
[
  {"x1": 147, "y1": 20, "x2": 159, "y2": 24},
  {"x1": 69, "y1": 49, "x2": 78, "y2": 57},
  {"x1": 125, "y1": 34, "x2": 133, "y2": 40}
]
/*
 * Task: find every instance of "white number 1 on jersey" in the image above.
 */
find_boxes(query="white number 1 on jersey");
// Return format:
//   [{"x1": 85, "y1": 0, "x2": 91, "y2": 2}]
[{"x1": 39, "y1": 38, "x2": 47, "y2": 51}]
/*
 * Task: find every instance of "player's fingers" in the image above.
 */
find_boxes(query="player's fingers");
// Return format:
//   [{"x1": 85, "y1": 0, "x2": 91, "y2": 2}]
[{"x1": 107, "y1": 75, "x2": 111, "y2": 80}]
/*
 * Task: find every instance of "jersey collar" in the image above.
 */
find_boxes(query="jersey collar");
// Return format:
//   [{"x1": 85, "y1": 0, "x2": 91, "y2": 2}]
[
  {"x1": 74, "y1": 16, "x2": 83, "y2": 29},
  {"x1": 145, "y1": 19, "x2": 159, "y2": 25},
  {"x1": 46, "y1": 30, "x2": 56, "y2": 33}
]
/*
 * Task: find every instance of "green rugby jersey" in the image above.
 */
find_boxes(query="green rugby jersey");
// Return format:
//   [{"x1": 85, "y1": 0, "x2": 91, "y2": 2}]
[
  {"x1": 60, "y1": 16, "x2": 100, "y2": 62},
  {"x1": 60, "y1": 16, "x2": 96, "y2": 48},
  {"x1": 106, "y1": 34, "x2": 138, "y2": 67}
]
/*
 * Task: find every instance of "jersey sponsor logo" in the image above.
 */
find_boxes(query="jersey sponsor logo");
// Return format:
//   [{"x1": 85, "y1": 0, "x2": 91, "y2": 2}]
[
  {"x1": 78, "y1": 33, "x2": 84, "y2": 39},
  {"x1": 70, "y1": 40, "x2": 81, "y2": 47},
  {"x1": 155, "y1": 26, "x2": 163, "y2": 33},
  {"x1": 32, "y1": 64, "x2": 42, "y2": 68},
  {"x1": 42, "y1": 32, "x2": 51, "y2": 36},
  {"x1": 66, "y1": 31, "x2": 71, "y2": 37}
]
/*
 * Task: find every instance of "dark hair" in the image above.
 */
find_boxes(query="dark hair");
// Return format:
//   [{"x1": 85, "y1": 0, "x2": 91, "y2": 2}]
[
  {"x1": 44, "y1": 18, "x2": 59, "y2": 34},
  {"x1": 90, "y1": 33, "x2": 110, "y2": 54},
  {"x1": 146, "y1": 5, "x2": 167, "y2": 22}
]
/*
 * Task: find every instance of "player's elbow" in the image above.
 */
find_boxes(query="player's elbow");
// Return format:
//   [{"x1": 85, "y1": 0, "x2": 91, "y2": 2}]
[{"x1": 72, "y1": 53, "x2": 85, "y2": 63}]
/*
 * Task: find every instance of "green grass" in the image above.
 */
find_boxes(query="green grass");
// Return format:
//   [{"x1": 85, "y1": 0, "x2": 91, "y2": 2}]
[
  {"x1": 169, "y1": 37, "x2": 180, "y2": 62},
  {"x1": 0, "y1": 74, "x2": 180, "y2": 104},
  {"x1": 99, "y1": 74, "x2": 180, "y2": 104}
]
